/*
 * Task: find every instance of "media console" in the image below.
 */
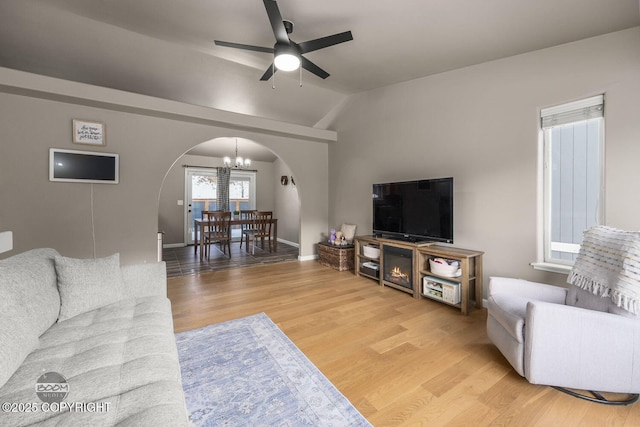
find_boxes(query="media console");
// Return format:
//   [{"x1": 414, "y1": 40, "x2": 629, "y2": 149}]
[{"x1": 354, "y1": 235, "x2": 484, "y2": 315}]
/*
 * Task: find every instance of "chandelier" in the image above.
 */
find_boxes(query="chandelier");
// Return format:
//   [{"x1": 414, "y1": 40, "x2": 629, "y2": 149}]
[{"x1": 223, "y1": 139, "x2": 251, "y2": 168}]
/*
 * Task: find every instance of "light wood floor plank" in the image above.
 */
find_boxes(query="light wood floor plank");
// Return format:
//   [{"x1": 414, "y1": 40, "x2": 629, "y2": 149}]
[{"x1": 167, "y1": 260, "x2": 640, "y2": 426}]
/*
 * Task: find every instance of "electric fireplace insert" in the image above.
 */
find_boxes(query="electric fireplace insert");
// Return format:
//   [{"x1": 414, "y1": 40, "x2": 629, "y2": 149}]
[{"x1": 383, "y1": 245, "x2": 413, "y2": 292}]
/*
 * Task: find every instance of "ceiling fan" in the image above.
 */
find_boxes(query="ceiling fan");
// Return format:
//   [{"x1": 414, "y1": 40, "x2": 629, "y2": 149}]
[{"x1": 214, "y1": 0, "x2": 353, "y2": 81}]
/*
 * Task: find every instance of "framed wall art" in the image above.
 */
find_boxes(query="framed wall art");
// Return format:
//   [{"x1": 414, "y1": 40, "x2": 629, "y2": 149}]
[{"x1": 73, "y1": 119, "x2": 106, "y2": 146}]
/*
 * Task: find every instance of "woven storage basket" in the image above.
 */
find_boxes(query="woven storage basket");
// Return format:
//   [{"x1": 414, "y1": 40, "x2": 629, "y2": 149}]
[{"x1": 317, "y1": 244, "x2": 355, "y2": 271}]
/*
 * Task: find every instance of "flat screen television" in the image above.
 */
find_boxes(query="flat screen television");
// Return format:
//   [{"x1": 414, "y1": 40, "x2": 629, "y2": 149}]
[
  {"x1": 49, "y1": 148, "x2": 119, "y2": 184},
  {"x1": 373, "y1": 177, "x2": 453, "y2": 243}
]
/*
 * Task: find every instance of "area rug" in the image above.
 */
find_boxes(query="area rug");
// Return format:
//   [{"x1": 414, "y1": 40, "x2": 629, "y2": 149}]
[{"x1": 175, "y1": 312, "x2": 372, "y2": 426}]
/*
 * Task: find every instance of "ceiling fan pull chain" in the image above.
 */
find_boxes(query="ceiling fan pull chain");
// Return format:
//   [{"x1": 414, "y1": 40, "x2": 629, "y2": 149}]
[
  {"x1": 272, "y1": 63, "x2": 276, "y2": 90},
  {"x1": 299, "y1": 65, "x2": 303, "y2": 87}
]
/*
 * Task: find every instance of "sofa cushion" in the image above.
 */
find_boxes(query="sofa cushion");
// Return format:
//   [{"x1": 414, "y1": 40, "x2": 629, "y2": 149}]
[
  {"x1": 55, "y1": 253, "x2": 126, "y2": 321},
  {"x1": 566, "y1": 286, "x2": 640, "y2": 319},
  {"x1": 0, "y1": 248, "x2": 61, "y2": 389},
  {"x1": 0, "y1": 296, "x2": 188, "y2": 426}
]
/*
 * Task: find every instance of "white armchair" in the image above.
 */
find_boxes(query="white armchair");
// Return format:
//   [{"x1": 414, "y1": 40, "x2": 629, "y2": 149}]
[{"x1": 487, "y1": 276, "x2": 640, "y2": 405}]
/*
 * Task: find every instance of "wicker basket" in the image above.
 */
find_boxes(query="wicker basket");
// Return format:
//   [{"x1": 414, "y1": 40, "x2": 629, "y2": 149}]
[{"x1": 317, "y1": 243, "x2": 355, "y2": 271}]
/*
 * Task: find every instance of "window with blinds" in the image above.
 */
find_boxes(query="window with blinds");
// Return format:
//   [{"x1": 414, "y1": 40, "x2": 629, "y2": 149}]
[{"x1": 541, "y1": 95, "x2": 604, "y2": 265}]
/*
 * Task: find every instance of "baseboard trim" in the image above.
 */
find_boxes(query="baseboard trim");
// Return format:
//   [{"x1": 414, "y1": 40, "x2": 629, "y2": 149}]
[
  {"x1": 163, "y1": 243, "x2": 186, "y2": 249},
  {"x1": 299, "y1": 254, "x2": 318, "y2": 261},
  {"x1": 277, "y1": 238, "x2": 299, "y2": 248}
]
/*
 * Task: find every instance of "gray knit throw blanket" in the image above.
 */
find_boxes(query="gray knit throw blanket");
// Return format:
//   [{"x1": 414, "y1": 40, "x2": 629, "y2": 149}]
[{"x1": 568, "y1": 226, "x2": 640, "y2": 314}]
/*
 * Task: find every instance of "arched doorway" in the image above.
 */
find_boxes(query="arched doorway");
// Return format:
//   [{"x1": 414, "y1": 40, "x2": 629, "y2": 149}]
[{"x1": 158, "y1": 137, "x2": 301, "y2": 276}]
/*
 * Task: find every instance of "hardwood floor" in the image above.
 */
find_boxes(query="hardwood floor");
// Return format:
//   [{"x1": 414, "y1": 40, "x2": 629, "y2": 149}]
[{"x1": 167, "y1": 261, "x2": 640, "y2": 426}]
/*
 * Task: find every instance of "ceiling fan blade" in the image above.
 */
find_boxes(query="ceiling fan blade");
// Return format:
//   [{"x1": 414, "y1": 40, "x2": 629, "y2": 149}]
[
  {"x1": 263, "y1": 0, "x2": 290, "y2": 45},
  {"x1": 260, "y1": 64, "x2": 276, "y2": 81},
  {"x1": 297, "y1": 31, "x2": 353, "y2": 54},
  {"x1": 301, "y1": 56, "x2": 329, "y2": 79},
  {"x1": 214, "y1": 40, "x2": 274, "y2": 54}
]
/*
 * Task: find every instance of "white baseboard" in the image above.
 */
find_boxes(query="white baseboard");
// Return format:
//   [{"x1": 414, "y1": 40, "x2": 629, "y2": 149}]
[
  {"x1": 277, "y1": 238, "x2": 299, "y2": 248},
  {"x1": 163, "y1": 243, "x2": 186, "y2": 249},
  {"x1": 298, "y1": 254, "x2": 318, "y2": 261}
]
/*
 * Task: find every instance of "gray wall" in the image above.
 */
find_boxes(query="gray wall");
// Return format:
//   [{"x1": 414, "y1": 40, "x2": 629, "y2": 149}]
[
  {"x1": 273, "y1": 158, "x2": 301, "y2": 245},
  {"x1": 0, "y1": 69, "x2": 330, "y2": 264},
  {"x1": 2, "y1": 28, "x2": 638, "y2": 279},
  {"x1": 328, "y1": 28, "x2": 640, "y2": 289}
]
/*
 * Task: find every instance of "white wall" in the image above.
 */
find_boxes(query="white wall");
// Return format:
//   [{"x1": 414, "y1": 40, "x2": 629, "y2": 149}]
[
  {"x1": 0, "y1": 68, "x2": 332, "y2": 263},
  {"x1": 329, "y1": 28, "x2": 640, "y2": 289}
]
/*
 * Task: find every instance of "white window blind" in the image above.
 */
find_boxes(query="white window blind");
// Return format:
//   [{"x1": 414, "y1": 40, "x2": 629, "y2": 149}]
[{"x1": 541, "y1": 95, "x2": 604, "y2": 128}]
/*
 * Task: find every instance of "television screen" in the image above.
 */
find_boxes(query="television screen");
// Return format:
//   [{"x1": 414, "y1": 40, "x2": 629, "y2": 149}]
[
  {"x1": 49, "y1": 148, "x2": 119, "y2": 184},
  {"x1": 373, "y1": 177, "x2": 453, "y2": 243}
]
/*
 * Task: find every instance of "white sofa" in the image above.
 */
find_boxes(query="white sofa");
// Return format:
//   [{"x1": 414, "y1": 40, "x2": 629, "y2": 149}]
[
  {"x1": 487, "y1": 276, "x2": 640, "y2": 398},
  {"x1": 0, "y1": 248, "x2": 189, "y2": 426}
]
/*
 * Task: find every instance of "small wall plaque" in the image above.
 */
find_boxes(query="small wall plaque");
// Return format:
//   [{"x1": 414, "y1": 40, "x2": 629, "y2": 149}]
[{"x1": 73, "y1": 120, "x2": 105, "y2": 146}]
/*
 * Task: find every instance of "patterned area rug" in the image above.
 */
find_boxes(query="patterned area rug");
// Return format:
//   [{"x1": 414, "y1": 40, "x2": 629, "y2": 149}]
[{"x1": 175, "y1": 313, "x2": 371, "y2": 426}]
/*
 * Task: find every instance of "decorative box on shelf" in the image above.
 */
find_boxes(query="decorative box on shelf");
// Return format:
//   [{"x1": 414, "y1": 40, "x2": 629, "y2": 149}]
[
  {"x1": 423, "y1": 276, "x2": 461, "y2": 304},
  {"x1": 360, "y1": 261, "x2": 380, "y2": 278},
  {"x1": 317, "y1": 242, "x2": 355, "y2": 271}
]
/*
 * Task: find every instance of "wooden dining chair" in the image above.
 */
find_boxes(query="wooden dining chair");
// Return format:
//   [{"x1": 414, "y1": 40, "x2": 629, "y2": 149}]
[
  {"x1": 242, "y1": 210, "x2": 272, "y2": 254},
  {"x1": 203, "y1": 211, "x2": 232, "y2": 259},
  {"x1": 239, "y1": 210, "x2": 257, "y2": 249},
  {"x1": 199, "y1": 210, "x2": 213, "y2": 253}
]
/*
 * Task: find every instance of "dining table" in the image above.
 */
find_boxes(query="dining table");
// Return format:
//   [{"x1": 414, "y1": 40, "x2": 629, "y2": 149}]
[{"x1": 194, "y1": 217, "x2": 278, "y2": 260}]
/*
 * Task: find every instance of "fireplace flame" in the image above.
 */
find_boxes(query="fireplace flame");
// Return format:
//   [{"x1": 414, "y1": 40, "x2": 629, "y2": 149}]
[{"x1": 390, "y1": 266, "x2": 409, "y2": 281}]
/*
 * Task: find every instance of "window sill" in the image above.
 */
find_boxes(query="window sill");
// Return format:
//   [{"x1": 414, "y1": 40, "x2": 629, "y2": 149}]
[{"x1": 530, "y1": 262, "x2": 572, "y2": 275}]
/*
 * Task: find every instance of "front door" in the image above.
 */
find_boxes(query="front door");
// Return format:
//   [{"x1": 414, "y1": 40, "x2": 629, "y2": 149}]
[
  {"x1": 184, "y1": 168, "x2": 257, "y2": 245},
  {"x1": 185, "y1": 168, "x2": 218, "y2": 245}
]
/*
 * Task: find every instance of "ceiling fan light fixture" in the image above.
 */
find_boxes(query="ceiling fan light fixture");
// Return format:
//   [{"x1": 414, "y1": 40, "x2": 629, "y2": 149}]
[
  {"x1": 214, "y1": 0, "x2": 353, "y2": 81},
  {"x1": 274, "y1": 44, "x2": 300, "y2": 71}
]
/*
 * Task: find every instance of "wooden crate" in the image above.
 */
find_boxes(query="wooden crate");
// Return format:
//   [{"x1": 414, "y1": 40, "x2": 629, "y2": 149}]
[{"x1": 317, "y1": 243, "x2": 355, "y2": 271}]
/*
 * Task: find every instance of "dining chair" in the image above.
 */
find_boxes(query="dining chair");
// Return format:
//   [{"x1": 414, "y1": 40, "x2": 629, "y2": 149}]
[
  {"x1": 239, "y1": 210, "x2": 257, "y2": 249},
  {"x1": 242, "y1": 211, "x2": 272, "y2": 254},
  {"x1": 203, "y1": 211, "x2": 232, "y2": 259},
  {"x1": 199, "y1": 210, "x2": 213, "y2": 251}
]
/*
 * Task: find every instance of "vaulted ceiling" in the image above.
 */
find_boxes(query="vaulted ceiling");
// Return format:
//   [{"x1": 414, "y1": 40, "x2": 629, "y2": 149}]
[{"x1": 1, "y1": 0, "x2": 639, "y2": 130}]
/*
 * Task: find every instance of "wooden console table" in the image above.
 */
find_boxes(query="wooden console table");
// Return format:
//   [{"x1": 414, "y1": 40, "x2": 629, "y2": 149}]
[
  {"x1": 417, "y1": 245, "x2": 484, "y2": 315},
  {"x1": 354, "y1": 235, "x2": 433, "y2": 297},
  {"x1": 354, "y1": 235, "x2": 483, "y2": 315}
]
